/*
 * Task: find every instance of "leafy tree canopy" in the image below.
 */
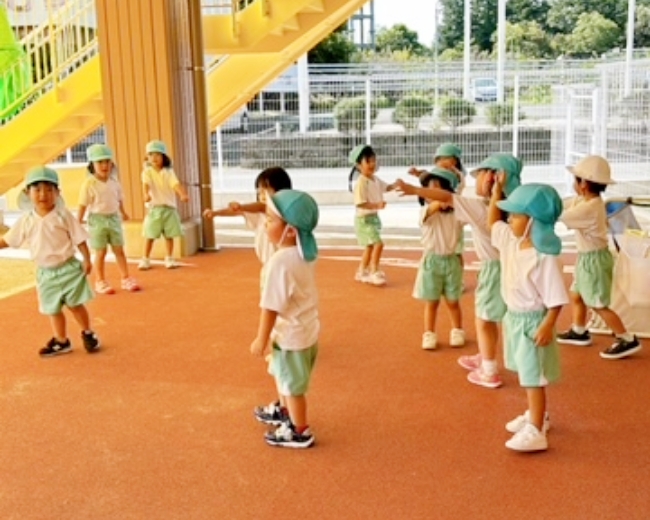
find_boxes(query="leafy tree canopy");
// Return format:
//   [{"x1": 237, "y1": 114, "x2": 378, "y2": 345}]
[{"x1": 376, "y1": 24, "x2": 430, "y2": 56}]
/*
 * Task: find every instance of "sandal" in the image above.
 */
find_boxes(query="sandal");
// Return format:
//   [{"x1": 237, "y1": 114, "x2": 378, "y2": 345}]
[{"x1": 95, "y1": 280, "x2": 115, "y2": 295}]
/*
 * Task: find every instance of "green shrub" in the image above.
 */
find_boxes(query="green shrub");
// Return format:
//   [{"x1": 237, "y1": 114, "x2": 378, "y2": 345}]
[
  {"x1": 486, "y1": 103, "x2": 523, "y2": 127},
  {"x1": 373, "y1": 94, "x2": 391, "y2": 109},
  {"x1": 393, "y1": 94, "x2": 433, "y2": 130},
  {"x1": 311, "y1": 94, "x2": 337, "y2": 112},
  {"x1": 521, "y1": 85, "x2": 552, "y2": 105},
  {"x1": 334, "y1": 96, "x2": 378, "y2": 133},
  {"x1": 439, "y1": 97, "x2": 476, "y2": 127}
]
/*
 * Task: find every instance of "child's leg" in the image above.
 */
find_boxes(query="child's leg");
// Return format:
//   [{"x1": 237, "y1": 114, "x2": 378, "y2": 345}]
[
  {"x1": 111, "y1": 245, "x2": 130, "y2": 279},
  {"x1": 143, "y1": 238, "x2": 154, "y2": 259},
  {"x1": 593, "y1": 307, "x2": 627, "y2": 336},
  {"x1": 525, "y1": 387, "x2": 546, "y2": 432},
  {"x1": 49, "y1": 312, "x2": 68, "y2": 342},
  {"x1": 570, "y1": 291, "x2": 588, "y2": 328},
  {"x1": 68, "y1": 304, "x2": 91, "y2": 331},
  {"x1": 424, "y1": 300, "x2": 439, "y2": 332},
  {"x1": 164, "y1": 238, "x2": 174, "y2": 257},
  {"x1": 358, "y1": 245, "x2": 372, "y2": 272},
  {"x1": 284, "y1": 394, "x2": 308, "y2": 431},
  {"x1": 369, "y1": 242, "x2": 384, "y2": 272},
  {"x1": 445, "y1": 299, "x2": 462, "y2": 330},
  {"x1": 476, "y1": 317, "x2": 499, "y2": 362},
  {"x1": 94, "y1": 247, "x2": 108, "y2": 282}
]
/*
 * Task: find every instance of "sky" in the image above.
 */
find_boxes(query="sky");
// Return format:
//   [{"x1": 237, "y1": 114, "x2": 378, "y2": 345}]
[{"x1": 372, "y1": 0, "x2": 437, "y2": 47}]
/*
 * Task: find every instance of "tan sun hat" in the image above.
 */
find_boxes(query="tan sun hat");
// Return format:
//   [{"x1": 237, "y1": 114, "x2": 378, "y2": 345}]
[{"x1": 567, "y1": 155, "x2": 616, "y2": 185}]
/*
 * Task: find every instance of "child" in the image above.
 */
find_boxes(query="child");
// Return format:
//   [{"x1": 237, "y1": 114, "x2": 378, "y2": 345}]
[
  {"x1": 78, "y1": 144, "x2": 141, "y2": 294},
  {"x1": 203, "y1": 167, "x2": 292, "y2": 266},
  {"x1": 489, "y1": 182, "x2": 568, "y2": 452},
  {"x1": 557, "y1": 155, "x2": 642, "y2": 360},
  {"x1": 250, "y1": 189, "x2": 320, "y2": 449},
  {"x1": 413, "y1": 167, "x2": 465, "y2": 350},
  {"x1": 0, "y1": 166, "x2": 101, "y2": 357},
  {"x1": 138, "y1": 140, "x2": 189, "y2": 270},
  {"x1": 395, "y1": 153, "x2": 522, "y2": 388},
  {"x1": 349, "y1": 144, "x2": 395, "y2": 286}
]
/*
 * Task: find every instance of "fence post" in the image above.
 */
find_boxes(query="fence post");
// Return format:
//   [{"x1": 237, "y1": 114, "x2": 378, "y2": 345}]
[
  {"x1": 512, "y1": 75, "x2": 520, "y2": 157},
  {"x1": 365, "y1": 78, "x2": 372, "y2": 144},
  {"x1": 591, "y1": 88, "x2": 600, "y2": 155},
  {"x1": 564, "y1": 88, "x2": 575, "y2": 194}
]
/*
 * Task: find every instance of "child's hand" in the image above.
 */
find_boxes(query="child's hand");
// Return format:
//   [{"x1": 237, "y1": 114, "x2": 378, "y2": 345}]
[
  {"x1": 203, "y1": 209, "x2": 214, "y2": 219},
  {"x1": 377, "y1": 201, "x2": 387, "y2": 210},
  {"x1": 121, "y1": 211, "x2": 130, "y2": 222},
  {"x1": 144, "y1": 193, "x2": 152, "y2": 203},
  {"x1": 394, "y1": 179, "x2": 415, "y2": 196},
  {"x1": 180, "y1": 194, "x2": 189, "y2": 203},
  {"x1": 250, "y1": 337, "x2": 267, "y2": 357},
  {"x1": 407, "y1": 166, "x2": 421, "y2": 177},
  {"x1": 229, "y1": 201, "x2": 241, "y2": 212},
  {"x1": 535, "y1": 322, "x2": 554, "y2": 347}
]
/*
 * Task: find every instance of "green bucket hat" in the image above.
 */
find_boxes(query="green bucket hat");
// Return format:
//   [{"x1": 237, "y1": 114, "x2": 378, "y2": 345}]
[
  {"x1": 25, "y1": 166, "x2": 59, "y2": 187},
  {"x1": 145, "y1": 140, "x2": 168, "y2": 155},
  {"x1": 420, "y1": 167, "x2": 460, "y2": 192},
  {"x1": 434, "y1": 143, "x2": 464, "y2": 174},
  {"x1": 471, "y1": 153, "x2": 522, "y2": 196},
  {"x1": 348, "y1": 144, "x2": 373, "y2": 165},
  {"x1": 86, "y1": 143, "x2": 113, "y2": 162},
  {"x1": 497, "y1": 183, "x2": 563, "y2": 255},
  {"x1": 267, "y1": 190, "x2": 319, "y2": 262}
]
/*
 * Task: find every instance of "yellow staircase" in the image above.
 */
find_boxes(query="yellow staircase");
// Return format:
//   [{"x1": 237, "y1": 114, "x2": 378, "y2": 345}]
[{"x1": 0, "y1": 0, "x2": 369, "y2": 195}]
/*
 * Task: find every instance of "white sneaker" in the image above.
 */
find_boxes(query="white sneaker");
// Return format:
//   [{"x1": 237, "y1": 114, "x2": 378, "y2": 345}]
[
  {"x1": 449, "y1": 328, "x2": 465, "y2": 347},
  {"x1": 506, "y1": 410, "x2": 551, "y2": 434},
  {"x1": 355, "y1": 269, "x2": 369, "y2": 282},
  {"x1": 368, "y1": 270, "x2": 386, "y2": 286},
  {"x1": 164, "y1": 256, "x2": 178, "y2": 269},
  {"x1": 137, "y1": 258, "x2": 151, "y2": 270},
  {"x1": 505, "y1": 422, "x2": 548, "y2": 452},
  {"x1": 422, "y1": 331, "x2": 437, "y2": 350}
]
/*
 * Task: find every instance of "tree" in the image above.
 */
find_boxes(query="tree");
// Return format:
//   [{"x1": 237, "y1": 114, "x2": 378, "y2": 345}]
[
  {"x1": 546, "y1": 0, "x2": 628, "y2": 34},
  {"x1": 439, "y1": 0, "x2": 498, "y2": 53},
  {"x1": 308, "y1": 24, "x2": 357, "y2": 64},
  {"x1": 635, "y1": 5, "x2": 650, "y2": 48},
  {"x1": 375, "y1": 24, "x2": 429, "y2": 56},
  {"x1": 500, "y1": 21, "x2": 553, "y2": 59},
  {"x1": 506, "y1": 0, "x2": 551, "y2": 28},
  {"x1": 565, "y1": 12, "x2": 621, "y2": 57}
]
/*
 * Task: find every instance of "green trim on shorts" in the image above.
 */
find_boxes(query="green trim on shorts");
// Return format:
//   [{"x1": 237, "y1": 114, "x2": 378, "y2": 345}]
[
  {"x1": 36, "y1": 257, "x2": 93, "y2": 315},
  {"x1": 573, "y1": 248, "x2": 613, "y2": 309},
  {"x1": 413, "y1": 252, "x2": 462, "y2": 301},
  {"x1": 355, "y1": 214, "x2": 382, "y2": 246},
  {"x1": 503, "y1": 309, "x2": 560, "y2": 387},
  {"x1": 88, "y1": 213, "x2": 125, "y2": 250},
  {"x1": 475, "y1": 260, "x2": 506, "y2": 322},
  {"x1": 143, "y1": 205, "x2": 183, "y2": 239},
  {"x1": 270, "y1": 343, "x2": 318, "y2": 396}
]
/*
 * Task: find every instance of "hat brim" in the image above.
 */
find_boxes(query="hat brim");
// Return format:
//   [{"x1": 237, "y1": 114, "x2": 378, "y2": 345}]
[
  {"x1": 566, "y1": 166, "x2": 616, "y2": 184},
  {"x1": 496, "y1": 199, "x2": 525, "y2": 214},
  {"x1": 89, "y1": 154, "x2": 112, "y2": 162}
]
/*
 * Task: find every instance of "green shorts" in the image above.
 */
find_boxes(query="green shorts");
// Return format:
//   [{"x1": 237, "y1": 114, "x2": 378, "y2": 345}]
[
  {"x1": 573, "y1": 248, "x2": 613, "y2": 309},
  {"x1": 412, "y1": 252, "x2": 462, "y2": 302},
  {"x1": 475, "y1": 260, "x2": 507, "y2": 322},
  {"x1": 455, "y1": 226, "x2": 465, "y2": 255},
  {"x1": 269, "y1": 343, "x2": 318, "y2": 396},
  {"x1": 355, "y1": 214, "x2": 382, "y2": 246},
  {"x1": 88, "y1": 213, "x2": 125, "y2": 250},
  {"x1": 503, "y1": 309, "x2": 560, "y2": 387},
  {"x1": 36, "y1": 257, "x2": 94, "y2": 315},
  {"x1": 143, "y1": 205, "x2": 183, "y2": 239}
]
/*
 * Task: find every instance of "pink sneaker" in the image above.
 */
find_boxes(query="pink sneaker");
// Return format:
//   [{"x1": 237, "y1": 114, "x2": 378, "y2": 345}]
[
  {"x1": 121, "y1": 277, "x2": 141, "y2": 292},
  {"x1": 95, "y1": 280, "x2": 115, "y2": 295},
  {"x1": 458, "y1": 353, "x2": 481, "y2": 371},
  {"x1": 467, "y1": 368, "x2": 503, "y2": 389}
]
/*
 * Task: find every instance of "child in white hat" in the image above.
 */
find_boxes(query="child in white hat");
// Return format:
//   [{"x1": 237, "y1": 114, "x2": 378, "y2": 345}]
[
  {"x1": 489, "y1": 182, "x2": 568, "y2": 452},
  {"x1": 78, "y1": 144, "x2": 140, "y2": 294},
  {"x1": 138, "y1": 140, "x2": 189, "y2": 270},
  {"x1": 557, "y1": 155, "x2": 642, "y2": 359},
  {"x1": 0, "y1": 166, "x2": 101, "y2": 357}
]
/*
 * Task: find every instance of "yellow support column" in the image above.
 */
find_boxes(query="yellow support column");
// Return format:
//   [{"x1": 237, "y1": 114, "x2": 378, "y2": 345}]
[{"x1": 94, "y1": 0, "x2": 213, "y2": 259}]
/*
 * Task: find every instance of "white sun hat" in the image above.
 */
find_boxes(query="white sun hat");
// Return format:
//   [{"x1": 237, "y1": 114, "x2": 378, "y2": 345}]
[{"x1": 567, "y1": 155, "x2": 616, "y2": 185}]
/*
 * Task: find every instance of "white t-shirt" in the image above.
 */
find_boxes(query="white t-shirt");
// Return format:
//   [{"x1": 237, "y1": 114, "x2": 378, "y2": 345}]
[
  {"x1": 354, "y1": 175, "x2": 388, "y2": 217},
  {"x1": 491, "y1": 221, "x2": 568, "y2": 313},
  {"x1": 420, "y1": 208, "x2": 461, "y2": 255},
  {"x1": 560, "y1": 196, "x2": 608, "y2": 252},
  {"x1": 260, "y1": 246, "x2": 319, "y2": 351},
  {"x1": 243, "y1": 211, "x2": 275, "y2": 264},
  {"x1": 452, "y1": 195, "x2": 499, "y2": 261},
  {"x1": 141, "y1": 166, "x2": 180, "y2": 207},
  {"x1": 3, "y1": 208, "x2": 89, "y2": 268},
  {"x1": 78, "y1": 175, "x2": 123, "y2": 215}
]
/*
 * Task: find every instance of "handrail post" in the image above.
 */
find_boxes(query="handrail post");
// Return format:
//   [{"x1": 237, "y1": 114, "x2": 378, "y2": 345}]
[{"x1": 46, "y1": 0, "x2": 58, "y2": 97}]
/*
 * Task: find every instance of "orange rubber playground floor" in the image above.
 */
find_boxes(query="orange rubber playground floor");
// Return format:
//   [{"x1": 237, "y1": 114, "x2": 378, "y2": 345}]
[{"x1": 0, "y1": 247, "x2": 648, "y2": 519}]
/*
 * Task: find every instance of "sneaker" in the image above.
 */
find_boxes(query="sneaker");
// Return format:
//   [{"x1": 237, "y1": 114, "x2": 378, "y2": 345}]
[
  {"x1": 164, "y1": 256, "x2": 178, "y2": 269},
  {"x1": 121, "y1": 277, "x2": 141, "y2": 292},
  {"x1": 557, "y1": 328, "x2": 592, "y2": 346},
  {"x1": 458, "y1": 353, "x2": 481, "y2": 371},
  {"x1": 506, "y1": 410, "x2": 551, "y2": 434},
  {"x1": 82, "y1": 331, "x2": 101, "y2": 353},
  {"x1": 264, "y1": 422, "x2": 315, "y2": 449},
  {"x1": 467, "y1": 368, "x2": 503, "y2": 389},
  {"x1": 600, "y1": 336, "x2": 642, "y2": 360},
  {"x1": 449, "y1": 328, "x2": 466, "y2": 347},
  {"x1": 254, "y1": 401, "x2": 288, "y2": 426},
  {"x1": 368, "y1": 270, "x2": 386, "y2": 286},
  {"x1": 354, "y1": 269, "x2": 369, "y2": 282},
  {"x1": 94, "y1": 280, "x2": 115, "y2": 295},
  {"x1": 39, "y1": 337, "x2": 72, "y2": 357},
  {"x1": 137, "y1": 258, "x2": 151, "y2": 270},
  {"x1": 422, "y1": 331, "x2": 437, "y2": 350},
  {"x1": 505, "y1": 422, "x2": 548, "y2": 452}
]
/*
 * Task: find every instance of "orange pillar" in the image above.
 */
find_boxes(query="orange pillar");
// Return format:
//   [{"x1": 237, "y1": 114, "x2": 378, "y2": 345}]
[{"x1": 94, "y1": 0, "x2": 214, "y2": 257}]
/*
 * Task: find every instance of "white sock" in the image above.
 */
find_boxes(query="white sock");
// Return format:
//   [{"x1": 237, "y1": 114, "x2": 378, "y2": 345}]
[
  {"x1": 481, "y1": 358, "x2": 498, "y2": 376},
  {"x1": 617, "y1": 332, "x2": 634, "y2": 342},
  {"x1": 573, "y1": 325, "x2": 586, "y2": 334}
]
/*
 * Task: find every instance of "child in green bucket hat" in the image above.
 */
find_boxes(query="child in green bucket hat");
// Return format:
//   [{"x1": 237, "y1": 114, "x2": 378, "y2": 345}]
[
  {"x1": 489, "y1": 181, "x2": 568, "y2": 452},
  {"x1": 250, "y1": 189, "x2": 320, "y2": 449}
]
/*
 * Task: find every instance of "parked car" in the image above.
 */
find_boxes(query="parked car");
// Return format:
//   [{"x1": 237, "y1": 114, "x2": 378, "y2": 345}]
[{"x1": 471, "y1": 78, "x2": 498, "y2": 102}]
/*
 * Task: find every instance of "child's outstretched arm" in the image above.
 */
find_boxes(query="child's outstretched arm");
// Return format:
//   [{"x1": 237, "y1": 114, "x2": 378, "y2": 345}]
[
  {"x1": 407, "y1": 166, "x2": 426, "y2": 178},
  {"x1": 232, "y1": 201, "x2": 265, "y2": 213},
  {"x1": 203, "y1": 205, "x2": 243, "y2": 219},
  {"x1": 250, "y1": 308, "x2": 278, "y2": 357},
  {"x1": 535, "y1": 306, "x2": 562, "y2": 347},
  {"x1": 394, "y1": 179, "x2": 453, "y2": 204}
]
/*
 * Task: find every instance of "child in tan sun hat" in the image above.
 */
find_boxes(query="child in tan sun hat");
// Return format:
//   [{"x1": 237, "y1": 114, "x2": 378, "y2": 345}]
[{"x1": 557, "y1": 155, "x2": 642, "y2": 360}]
